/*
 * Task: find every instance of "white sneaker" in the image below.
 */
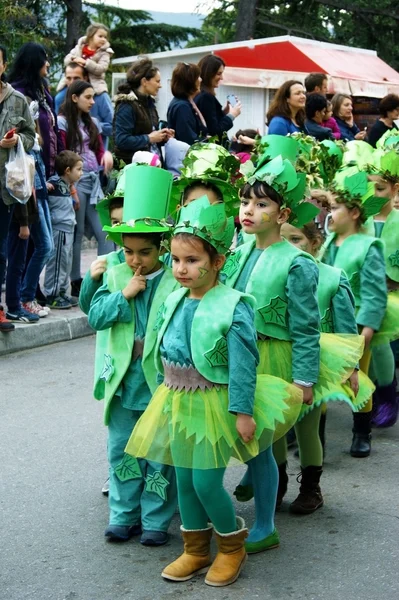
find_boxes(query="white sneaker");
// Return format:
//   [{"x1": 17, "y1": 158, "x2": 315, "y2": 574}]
[{"x1": 22, "y1": 301, "x2": 48, "y2": 318}]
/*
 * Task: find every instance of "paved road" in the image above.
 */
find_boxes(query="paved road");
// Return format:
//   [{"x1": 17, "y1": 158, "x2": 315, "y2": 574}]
[{"x1": 1, "y1": 337, "x2": 398, "y2": 600}]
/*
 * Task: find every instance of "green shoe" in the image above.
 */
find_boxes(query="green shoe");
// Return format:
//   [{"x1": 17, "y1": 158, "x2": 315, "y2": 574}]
[
  {"x1": 233, "y1": 484, "x2": 254, "y2": 502},
  {"x1": 245, "y1": 529, "x2": 280, "y2": 554}
]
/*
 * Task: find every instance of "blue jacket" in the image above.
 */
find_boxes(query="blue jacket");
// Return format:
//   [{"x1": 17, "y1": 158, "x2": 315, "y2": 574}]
[
  {"x1": 267, "y1": 116, "x2": 306, "y2": 136},
  {"x1": 54, "y1": 89, "x2": 113, "y2": 141},
  {"x1": 334, "y1": 117, "x2": 360, "y2": 141},
  {"x1": 305, "y1": 119, "x2": 334, "y2": 141},
  {"x1": 167, "y1": 97, "x2": 208, "y2": 146}
]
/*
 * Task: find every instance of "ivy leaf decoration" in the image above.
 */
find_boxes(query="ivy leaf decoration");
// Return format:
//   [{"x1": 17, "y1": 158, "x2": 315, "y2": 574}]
[
  {"x1": 145, "y1": 471, "x2": 169, "y2": 501},
  {"x1": 320, "y1": 308, "x2": 334, "y2": 333},
  {"x1": 204, "y1": 337, "x2": 229, "y2": 367},
  {"x1": 344, "y1": 172, "x2": 368, "y2": 199},
  {"x1": 349, "y1": 271, "x2": 361, "y2": 298},
  {"x1": 115, "y1": 454, "x2": 142, "y2": 482},
  {"x1": 389, "y1": 250, "x2": 399, "y2": 268},
  {"x1": 258, "y1": 296, "x2": 288, "y2": 326},
  {"x1": 153, "y1": 303, "x2": 165, "y2": 331},
  {"x1": 222, "y1": 250, "x2": 241, "y2": 279},
  {"x1": 99, "y1": 354, "x2": 115, "y2": 383}
]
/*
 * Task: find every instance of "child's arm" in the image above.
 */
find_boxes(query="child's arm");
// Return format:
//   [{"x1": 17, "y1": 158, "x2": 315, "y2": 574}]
[
  {"x1": 79, "y1": 258, "x2": 108, "y2": 315},
  {"x1": 287, "y1": 257, "x2": 321, "y2": 402},
  {"x1": 357, "y1": 244, "x2": 388, "y2": 346},
  {"x1": 64, "y1": 44, "x2": 80, "y2": 67},
  {"x1": 84, "y1": 51, "x2": 111, "y2": 77}
]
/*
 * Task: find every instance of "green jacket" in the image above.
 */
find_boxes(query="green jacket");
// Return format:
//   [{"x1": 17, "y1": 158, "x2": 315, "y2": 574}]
[
  {"x1": 364, "y1": 210, "x2": 399, "y2": 282},
  {"x1": 155, "y1": 283, "x2": 255, "y2": 384},
  {"x1": 90, "y1": 262, "x2": 179, "y2": 425},
  {"x1": 223, "y1": 239, "x2": 315, "y2": 341}
]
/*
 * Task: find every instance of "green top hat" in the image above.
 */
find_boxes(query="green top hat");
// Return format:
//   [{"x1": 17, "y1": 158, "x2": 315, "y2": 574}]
[
  {"x1": 257, "y1": 134, "x2": 298, "y2": 167},
  {"x1": 170, "y1": 142, "x2": 241, "y2": 219},
  {"x1": 96, "y1": 163, "x2": 137, "y2": 230},
  {"x1": 240, "y1": 146, "x2": 320, "y2": 227},
  {"x1": 173, "y1": 194, "x2": 235, "y2": 254},
  {"x1": 103, "y1": 165, "x2": 173, "y2": 246},
  {"x1": 333, "y1": 168, "x2": 388, "y2": 218}
]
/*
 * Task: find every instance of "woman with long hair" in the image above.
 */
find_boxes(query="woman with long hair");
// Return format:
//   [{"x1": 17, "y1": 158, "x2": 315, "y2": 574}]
[
  {"x1": 58, "y1": 80, "x2": 113, "y2": 295},
  {"x1": 167, "y1": 62, "x2": 208, "y2": 146},
  {"x1": 266, "y1": 80, "x2": 307, "y2": 136},
  {"x1": 8, "y1": 42, "x2": 62, "y2": 317},
  {"x1": 195, "y1": 55, "x2": 241, "y2": 145},
  {"x1": 113, "y1": 57, "x2": 172, "y2": 164},
  {"x1": 331, "y1": 93, "x2": 367, "y2": 142}
]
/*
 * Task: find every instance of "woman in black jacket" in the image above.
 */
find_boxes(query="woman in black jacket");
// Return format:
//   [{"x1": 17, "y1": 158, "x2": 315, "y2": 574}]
[
  {"x1": 167, "y1": 62, "x2": 208, "y2": 146},
  {"x1": 195, "y1": 55, "x2": 241, "y2": 145}
]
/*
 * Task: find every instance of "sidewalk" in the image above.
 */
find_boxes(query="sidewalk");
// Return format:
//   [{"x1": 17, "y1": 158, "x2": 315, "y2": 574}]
[{"x1": 0, "y1": 247, "x2": 98, "y2": 357}]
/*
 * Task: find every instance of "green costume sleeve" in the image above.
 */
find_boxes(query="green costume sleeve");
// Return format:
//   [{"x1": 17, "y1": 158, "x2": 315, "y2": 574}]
[
  {"x1": 331, "y1": 272, "x2": 358, "y2": 334},
  {"x1": 227, "y1": 301, "x2": 259, "y2": 416},
  {"x1": 88, "y1": 286, "x2": 132, "y2": 331},
  {"x1": 79, "y1": 271, "x2": 102, "y2": 315},
  {"x1": 287, "y1": 257, "x2": 320, "y2": 383},
  {"x1": 357, "y1": 245, "x2": 388, "y2": 331}
]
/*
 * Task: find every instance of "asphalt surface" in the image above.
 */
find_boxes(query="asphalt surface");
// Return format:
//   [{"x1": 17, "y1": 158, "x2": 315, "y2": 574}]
[{"x1": 1, "y1": 337, "x2": 398, "y2": 600}]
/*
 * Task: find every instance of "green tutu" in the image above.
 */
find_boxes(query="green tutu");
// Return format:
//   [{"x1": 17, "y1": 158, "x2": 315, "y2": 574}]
[
  {"x1": 371, "y1": 291, "x2": 399, "y2": 347},
  {"x1": 257, "y1": 332, "x2": 373, "y2": 421},
  {"x1": 124, "y1": 375, "x2": 303, "y2": 470}
]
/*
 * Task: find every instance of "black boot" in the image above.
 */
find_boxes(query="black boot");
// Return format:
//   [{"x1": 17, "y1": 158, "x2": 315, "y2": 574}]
[
  {"x1": 289, "y1": 466, "x2": 324, "y2": 515},
  {"x1": 319, "y1": 411, "x2": 327, "y2": 459},
  {"x1": 350, "y1": 412, "x2": 372, "y2": 458},
  {"x1": 276, "y1": 461, "x2": 288, "y2": 509},
  {"x1": 70, "y1": 278, "x2": 83, "y2": 297}
]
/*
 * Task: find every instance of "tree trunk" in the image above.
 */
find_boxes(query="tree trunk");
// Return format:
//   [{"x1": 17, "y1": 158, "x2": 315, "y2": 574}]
[
  {"x1": 235, "y1": 0, "x2": 257, "y2": 41},
  {"x1": 64, "y1": 0, "x2": 82, "y2": 54}
]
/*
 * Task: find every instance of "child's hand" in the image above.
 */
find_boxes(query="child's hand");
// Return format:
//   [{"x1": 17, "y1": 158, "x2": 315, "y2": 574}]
[
  {"x1": 122, "y1": 266, "x2": 147, "y2": 300},
  {"x1": 90, "y1": 258, "x2": 107, "y2": 281},
  {"x1": 101, "y1": 151, "x2": 113, "y2": 174},
  {"x1": 46, "y1": 182, "x2": 54, "y2": 191},
  {"x1": 294, "y1": 383, "x2": 313, "y2": 406},
  {"x1": 236, "y1": 413, "x2": 256, "y2": 443},
  {"x1": 74, "y1": 57, "x2": 86, "y2": 67},
  {"x1": 361, "y1": 326, "x2": 374, "y2": 348},
  {"x1": 348, "y1": 370, "x2": 359, "y2": 397},
  {"x1": 19, "y1": 225, "x2": 30, "y2": 240}
]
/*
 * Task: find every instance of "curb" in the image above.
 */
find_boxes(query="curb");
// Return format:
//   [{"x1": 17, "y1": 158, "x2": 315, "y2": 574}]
[{"x1": 0, "y1": 309, "x2": 94, "y2": 356}]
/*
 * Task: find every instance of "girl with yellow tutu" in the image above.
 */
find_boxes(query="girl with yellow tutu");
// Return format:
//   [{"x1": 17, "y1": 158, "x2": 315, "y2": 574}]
[
  {"x1": 125, "y1": 195, "x2": 303, "y2": 587},
  {"x1": 223, "y1": 136, "x2": 364, "y2": 522}
]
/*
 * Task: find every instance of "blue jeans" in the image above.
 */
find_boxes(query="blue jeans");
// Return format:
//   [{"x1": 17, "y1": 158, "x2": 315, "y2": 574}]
[
  {"x1": 0, "y1": 198, "x2": 13, "y2": 304},
  {"x1": 21, "y1": 191, "x2": 54, "y2": 303},
  {"x1": 6, "y1": 220, "x2": 29, "y2": 312}
]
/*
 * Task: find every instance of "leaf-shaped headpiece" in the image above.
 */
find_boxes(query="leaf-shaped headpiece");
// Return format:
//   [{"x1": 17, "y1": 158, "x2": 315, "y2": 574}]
[
  {"x1": 341, "y1": 139, "x2": 399, "y2": 183},
  {"x1": 333, "y1": 169, "x2": 388, "y2": 218},
  {"x1": 173, "y1": 195, "x2": 235, "y2": 254}
]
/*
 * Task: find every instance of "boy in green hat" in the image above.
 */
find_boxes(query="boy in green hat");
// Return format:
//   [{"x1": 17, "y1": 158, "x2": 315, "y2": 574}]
[{"x1": 87, "y1": 165, "x2": 179, "y2": 545}]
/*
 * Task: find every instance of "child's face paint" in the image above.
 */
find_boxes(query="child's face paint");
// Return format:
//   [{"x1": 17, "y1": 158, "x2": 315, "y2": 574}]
[
  {"x1": 239, "y1": 191, "x2": 283, "y2": 233},
  {"x1": 171, "y1": 237, "x2": 225, "y2": 299},
  {"x1": 110, "y1": 207, "x2": 123, "y2": 226},
  {"x1": 281, "y1": 223, "x2": 313, "y2": 254},
  {"x1": 123, "y1": 236, "x2": 161, "y2": 276}
]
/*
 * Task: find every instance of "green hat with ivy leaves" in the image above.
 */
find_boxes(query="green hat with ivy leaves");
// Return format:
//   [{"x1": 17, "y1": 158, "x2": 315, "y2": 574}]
[
  {"x1": 103, "y1": 165, "x2": 173, "y2": 246},
  {"x1": 240, "y1": 135, "x2": 320, "y2": 227},
  {"x1": 333, "y1": 168, "x2": 388, "y2": 218},
  {"x1": 170, "y1": 142, "x2": 242, "y2": 219},
  {"x1": 376, "y1": 128, "x2": 399, "y2": 150},
  {"x1": 173, "y1": 194, "x2": 235, "y2": 254},
  {"x1": 341, "y1": 140, "x2": 399, "y2": 183}
]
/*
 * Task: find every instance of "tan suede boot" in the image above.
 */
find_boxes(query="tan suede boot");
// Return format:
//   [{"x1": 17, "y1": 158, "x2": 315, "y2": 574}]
[
  {"x1": 205, "y1": 517, "x2": 248, "y2": 587},
  {"x1": 161, "y1": 525, "x2": 213, "y2": 582}
]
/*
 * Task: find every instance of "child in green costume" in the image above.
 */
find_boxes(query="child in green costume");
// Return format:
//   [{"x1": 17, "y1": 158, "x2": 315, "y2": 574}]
[
  {"x1": 223, "y1": 136, "x2": 363, "y2": 525},
  {"x1": 87, "y1": 166, "x2": 179, "y2": 546},
  {"x1": 320, "y1": 169, "x2": 388, "y2": 457},
  {"x1": 281, "y1": 220, "x2": 374, "y2": 456},
  {"x1": 125, "y1": 196, "x2": 303, "y2": 587}
]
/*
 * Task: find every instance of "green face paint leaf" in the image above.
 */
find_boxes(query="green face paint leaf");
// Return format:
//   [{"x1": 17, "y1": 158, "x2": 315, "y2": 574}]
[
  {"x1": 349, "y1": 271, "x2": 361, "y2": 298},
  {"x1": 258, "y1": 296, "x2": 288, "y2": 326},
  {"x1": 115, "y1": 455, "x2": 142, "y2": 482},
  {"x1": 198, "y1": 267, "x2": 209, "y2": 279},
  {"x1": 389, "y1": 250, "x2": 399, "y2": 268},
  {"x1": 99, "y1": 354, "x2": 115, "y2": 383},
  {"x1": 204, "y1": 336, "x2": 228, "y2": 367},
  {"x1": 320, "y1": 308, "x2": 334, "y2": 333},
  {"x1": 145, "y1": 471, "x2": 169, "y2": 501}
]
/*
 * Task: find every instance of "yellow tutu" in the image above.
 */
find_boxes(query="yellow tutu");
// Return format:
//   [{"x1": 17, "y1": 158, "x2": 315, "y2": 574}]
[
  {"x1": 257, "y1": 332, "x2": 372, "y2": 420},
  {"x1": 124, "y1": 375, "x2": 303, "y2": 470},
  {"x1": 371, "y1": 291, "x2": 399, "y2": 347}
]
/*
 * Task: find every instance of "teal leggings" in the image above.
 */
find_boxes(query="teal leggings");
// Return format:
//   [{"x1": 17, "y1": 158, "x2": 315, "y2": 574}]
[
  {"x1": 370, "y1": 344, "x2": 396, "y2": 387},
  {"x1": 274, "y1": 404, "x2": 323, "y2": 468},
  {"x1": 175, "y1": 467, "x2": 237, "y2": 533}
]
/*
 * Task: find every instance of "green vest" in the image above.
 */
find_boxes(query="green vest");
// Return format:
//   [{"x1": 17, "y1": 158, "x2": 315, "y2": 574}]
[
  {"x1": 317, "y1": 262, "x2": 342, "y2": 333},
  {"x1": 223, "y1": 239, "x2": 315, "y2": 340},
  {"x1": 154, "y1": 283, "x2": 255, "y2": 384},
  {"x1": 100, "y1": 262, "x2": 180, "y2": 425},
  {"x1": 364, "y1": 210, "x2": 399, "y2": 282},
  {"x1": 323, "y1": 233, "x2": 383, "y2": 307}
]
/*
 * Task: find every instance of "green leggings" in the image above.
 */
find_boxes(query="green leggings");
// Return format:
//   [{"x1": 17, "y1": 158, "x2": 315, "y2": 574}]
[
  {"x1": 370, "y1": 344, "x2": 396, "y2": 387},
  {"x1": 274, "y1": 404, "x2": 323, "y2": 468},
  {"x1": 175, "y1": 467, "x2": 237, "y2": 533}
]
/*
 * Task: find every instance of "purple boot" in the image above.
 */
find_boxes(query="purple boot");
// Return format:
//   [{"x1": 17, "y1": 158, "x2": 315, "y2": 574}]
[{"x1": 371, "y1": 380, "x2": 399, "y2": 428}]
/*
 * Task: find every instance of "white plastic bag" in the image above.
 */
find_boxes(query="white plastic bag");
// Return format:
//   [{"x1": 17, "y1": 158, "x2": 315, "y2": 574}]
[{"x1": 5, "y1": 140, "x2": 35, "y2": 204}]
